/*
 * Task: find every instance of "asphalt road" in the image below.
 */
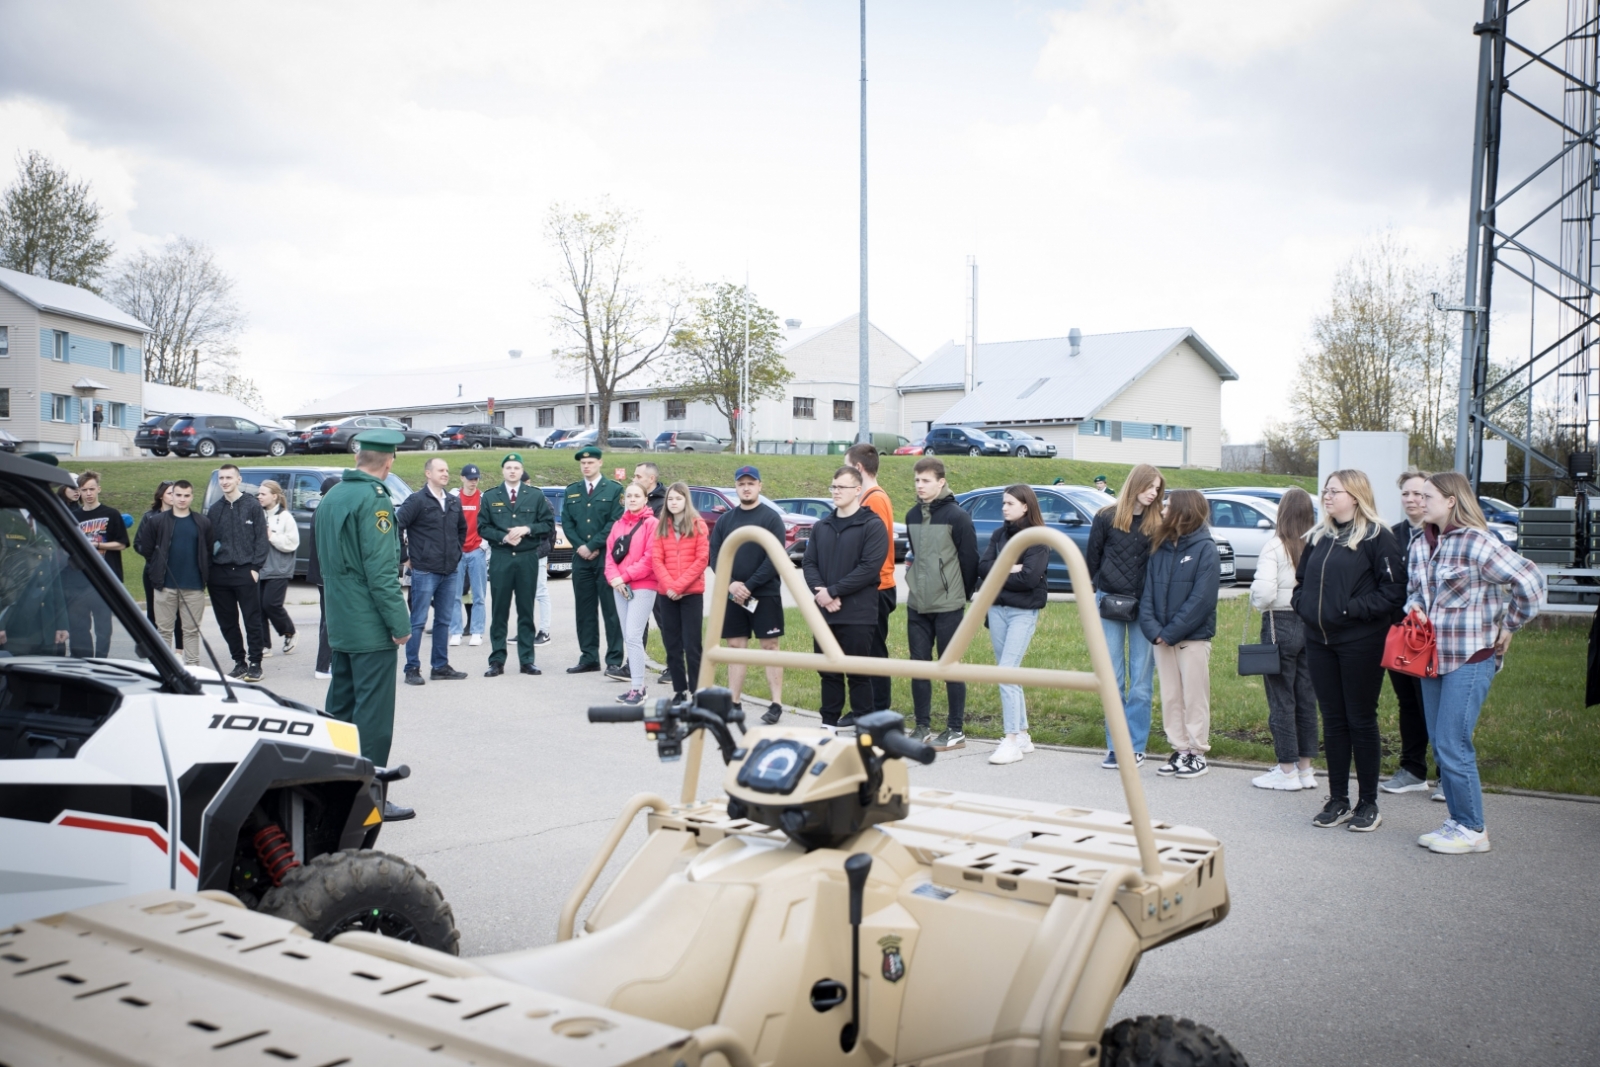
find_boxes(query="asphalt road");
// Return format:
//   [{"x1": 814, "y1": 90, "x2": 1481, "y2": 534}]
[{"x1": 215, "y1": 578, "x2": 1600, "y2": 1067}]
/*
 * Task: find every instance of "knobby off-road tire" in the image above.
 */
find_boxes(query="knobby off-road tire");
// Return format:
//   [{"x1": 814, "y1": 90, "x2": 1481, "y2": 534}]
[
  {"x1": 1100, "y1": 1015, "x2": 1248, "y2": 1067},
  {"x1": 258, "y1": 848, "x2": 461, "y2": 955}
]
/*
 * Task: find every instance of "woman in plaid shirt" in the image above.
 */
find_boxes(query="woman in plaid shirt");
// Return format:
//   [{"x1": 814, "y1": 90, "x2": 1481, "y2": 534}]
[{"x1": 1406, "y1": 471, "x2": 1545, "y2": 855}]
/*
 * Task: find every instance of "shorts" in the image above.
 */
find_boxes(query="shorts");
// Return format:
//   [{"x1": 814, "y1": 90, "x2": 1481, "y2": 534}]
[{"x1": 721, "y1": 591, "x2": 785, "y2": 641}]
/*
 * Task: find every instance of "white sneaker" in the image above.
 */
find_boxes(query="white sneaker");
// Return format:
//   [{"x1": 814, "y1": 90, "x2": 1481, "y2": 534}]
[
  {"x1": 1298, "y1": 766, "x2": 1317, "y2": 790},
  {"x1": 1428, "y1": 822, "x2": 1490, "y2": 855},
  {"x1": 449, "y1": 634, "x2": 461, "y2": 646},
  {"x1": 988, "y1": 736, "x2": 1024, "y2": 765},
  {"x1": 469, "y1": 634, "x2": 483, "y2": 646},
  {"x1": 260, "y1": 646, "x2": 272, "y2": 658},
  {"x1": 1017, "y1": 732, "x2": 1035, "y2": 754},
  {"x1": 1431, "y1": 786, "x2": 1446, "y2": 802},
  {"x1": 314, "y1": 670, "x2": 332, "y2": 680},
  {"x1": 1418, "y1": 820, "x2": 1458, "y2": 848},
  {"x1": 1252, "y1": 766, "x2": 1304, "y2": 791}
]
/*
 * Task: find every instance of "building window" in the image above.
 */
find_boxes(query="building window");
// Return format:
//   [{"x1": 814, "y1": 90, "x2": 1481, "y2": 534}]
[
  {"x1": 1169, "y1": 426, "x2": 1184, "y2": 441},
  {"x1": 621, "y1": 401, "x2": 640, "y2": 423},
  {"x1": 492, "y1": 410, "x2": 506, "y2": 427},
  {"x1": 108, "y1": 401, "x2": 126, "y2": 428},
  {"x1": 111, "y1": 342, "x2": 125, "y2": 372},
  {"x1": 1110, "y1": 421, "x2": 1123, "y2": 442},
  {"x1": 665, "y1": 398, "x2": 687, "y2": 420},
  {"x1": 833, "y1": 399, "x2": 854, "y2": 422},
  {"x1": 576, "y1": 403, "x2": 594, "y2": 424},
  {"x1": 398, "y1": 416, "x2": 413, "y2": 428},
  {"x1": 0, "y1": 325, "x2": 8, "y2": 357},
  {"x1": 52, "y1": 331, "x2": 67, "y2": 362},
  {"x1": 51, "y1": 394, "x2": 69, "y2": 421},
  {"x1": 537, "y1": 407, "x2": 554, "y2": 427},
  {"x1": 793, "y1": 396, "x2": 815, "y2": 419},
  {"x1": 0, "y1": 388, "x2": 9, "y2": 418}
]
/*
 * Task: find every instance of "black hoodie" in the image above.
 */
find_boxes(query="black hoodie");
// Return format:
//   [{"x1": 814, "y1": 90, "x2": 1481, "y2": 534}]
[{"x1": 802, "y1": 505, "x2": 890, "y2": 628}]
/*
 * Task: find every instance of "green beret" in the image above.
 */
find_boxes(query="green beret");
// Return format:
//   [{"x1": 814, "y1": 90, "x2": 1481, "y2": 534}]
[
  {"x1": 22, "y1": 452, "x2": 60, "y2": 466},
  {"x1": 353, "y1": 428, "x2": 406, "y2": 453},
  {"x1": 501, "y1": 452, "x2": 525, "y2": 466},
  {"x1": 573, "y1": 446, "x2": 603, "y2": 461}
]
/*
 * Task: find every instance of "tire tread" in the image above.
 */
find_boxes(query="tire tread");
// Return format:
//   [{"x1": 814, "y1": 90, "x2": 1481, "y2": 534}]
[{"x1": 258, "y1": 848, "x2": 460, "y2": 956}]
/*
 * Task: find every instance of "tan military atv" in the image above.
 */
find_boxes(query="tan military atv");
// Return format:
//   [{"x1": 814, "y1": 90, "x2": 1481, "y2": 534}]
[{"x1": 0, "y1": 525, "x2": 1243, "y2": 1067}]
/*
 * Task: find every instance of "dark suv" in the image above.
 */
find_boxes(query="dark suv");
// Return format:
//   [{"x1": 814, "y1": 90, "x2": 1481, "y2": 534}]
[
  {"x1": 441, "y1": 423, "x2": 541, "y2": 450},
  {"x1": 169, "y1": 416, "x2": 294, "y2": 458},
  {"x1": 300, "y1": 416, "x2": 440, "y2": 454},
  {"x1": 135, "y1": 413, "x2": 189, "y2": 455},
  {"x1": 925, "y1": 425, "x2": 1009, "y2": 456}
]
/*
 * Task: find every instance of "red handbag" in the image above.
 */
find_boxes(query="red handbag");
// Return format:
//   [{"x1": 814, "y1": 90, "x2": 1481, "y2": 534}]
[{"x1": 1382, "y1": 614, "x2": 1438, "y2": 678}]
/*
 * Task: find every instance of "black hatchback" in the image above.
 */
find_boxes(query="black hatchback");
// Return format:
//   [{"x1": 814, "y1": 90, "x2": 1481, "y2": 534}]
[
  {"x1": 440, "y1": 423, "x2": 541, "y2": 450},
  {"x1": 134, "y1": 413, "x2": 189, "y2": 455},
  {"x1": 168, "y1": 415, "x2": 294, "y2": 458}
]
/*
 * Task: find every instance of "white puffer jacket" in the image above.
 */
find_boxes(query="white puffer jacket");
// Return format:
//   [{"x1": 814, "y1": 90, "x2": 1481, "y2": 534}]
[
  {"x1": 1248, "y1": 535, "x2": 1297, "y2": 611},
  {"x1": 261, "y1": 505, "x2": 300, "y2": 581}
]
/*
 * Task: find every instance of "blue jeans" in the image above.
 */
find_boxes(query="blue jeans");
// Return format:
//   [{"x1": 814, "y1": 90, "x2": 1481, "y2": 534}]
[
  {"x1": 1098, "y1": 595, "x2": 1154, "y2": 753},
  {"x1": 406, "y1": 568, "x2": 462, "y2": 672},
  {"x1": 1420, "y1": 658, "x2": 1496, "y2": 832},
  {"x1": 451, "y1": 545, "x2": 487, "y2": 636},
  {"x1": 987, "y1": 606, "x2": 1039, "y2": 734}
]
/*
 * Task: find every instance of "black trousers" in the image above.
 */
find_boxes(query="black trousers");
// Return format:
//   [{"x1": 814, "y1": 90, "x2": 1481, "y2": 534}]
[
  {"x1": 657, "y1": 594, "x2": 704, "y2": 696},
  {"x1": 870, "y1": 587, "x2": 897, "y2": 711},
  {"x1": 1307, "y1": 632, "x2": 1387, "y2": 806},
  {"x1": 316, "y1": 596, "x2": 332, "y2": 674},
  {"x1": 1389, "y1": 668, "x2": 1431, "y2": 780},
  {"x1": 210, "y1": 574, "x2": 265, "y2": 667},
  {"x1": 817, "y1": 623, "x2": 875, "y2": 726},
  {"x1": 65, "y1": 573, "x2": 112, "y2": 658},
  {"x1": 260, "y1": 578, "x2": 297, "y2": 639},
  {"x1": 908, "y1": 606, "x2": 966, "y2": 730}
]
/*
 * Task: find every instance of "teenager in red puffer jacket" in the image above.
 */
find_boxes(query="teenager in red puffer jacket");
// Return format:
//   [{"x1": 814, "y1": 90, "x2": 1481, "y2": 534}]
[
  {"x1": 605, "y1": 483, "x2": 659, "y2": 703},
  {"x1": 651, "y1": 482, "x2": 710, "y2": 699}
]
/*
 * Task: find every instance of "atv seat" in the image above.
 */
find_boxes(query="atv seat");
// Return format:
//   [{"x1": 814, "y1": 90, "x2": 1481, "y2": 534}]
[{"x1": 475, "y1": 876, "x2": 755, "y2": 1029}]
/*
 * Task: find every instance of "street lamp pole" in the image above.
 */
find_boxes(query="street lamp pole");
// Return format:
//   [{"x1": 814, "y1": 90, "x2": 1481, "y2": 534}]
[{"x1": 856, "y1": 0, "x2": 871, "y2": 446}]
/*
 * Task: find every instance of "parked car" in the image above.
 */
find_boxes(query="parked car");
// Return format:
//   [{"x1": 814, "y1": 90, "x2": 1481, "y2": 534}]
[
  {"x1": 537, "y1": 486, "x2": 574, "y2": 577},
  {"x1": 300, "y1": 416, "x2": 441, "y2": 454},
  {"x1": 957, "y1": 484, "x2": 1235, "y2": 591},
  {"x1": 556, "y1": 427, "x2": 650, "y2": 452},
  {"x1": 872, "y1": 433, "x2": 911, "y2": 454},
  {"x1": 538, "y1": 427, "x2": 583, "y2": 449},
  {"x1": 976, "y1": 428, "x2": 1057, "y2": 458},
  {"x1": 440, "y1": 423, "x2": 541, "y2": 451},
  {"x1": 893, "y1": 435, "x2": 927, "y2": 456},
  {"x1": 200, "y1": 466, "x2": 413, "y2": 579},
  {"x1": 926, "y1": 424, "x2": 1009, "y2": 456},
  {"x1": 169, "y1": 415, "x2": 295, "y2": 458},
  {"x1": 1479, "y1": 496, "x2": 1521, "y2": 527},
  {"x1": 135, "y1": 413, "x2": 189, "y2": 455},
  {"x1": 772, "y1": 496, "x2": 908, "y2": 563},
  {"x1": 0, "y1": 429, "x2": 16, "y2": 454},
  {"x1": 689, "y1": 485, "x2": 814, "y2": 565},
  {"x1": 653, "y1": 430, "x2": 728, "y2": 453},
  {"x1": 1202, "y1": 493, "x2": 1279, "y2": 582}
]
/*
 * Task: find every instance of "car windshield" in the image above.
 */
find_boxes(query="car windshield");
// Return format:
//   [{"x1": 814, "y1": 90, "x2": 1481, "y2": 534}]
[{"x1": 1481, "y1": 497, "x2": 1516, "y2": 513}]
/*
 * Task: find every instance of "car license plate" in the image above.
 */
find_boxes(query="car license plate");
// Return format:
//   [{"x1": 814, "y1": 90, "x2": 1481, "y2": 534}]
[{"x1": 549, "y1": 561, "x2": 571, "y2": 573}]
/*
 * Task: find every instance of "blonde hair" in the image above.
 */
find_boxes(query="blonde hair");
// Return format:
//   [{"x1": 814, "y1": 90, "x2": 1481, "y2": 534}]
[
  {"x1": 258, "y1": 479, "x2": 287, "y2": 512},
  {"x1": 1426, "y1": 471, "x2": 1490, "y2": 531},
  {"x1": 1310, "y1": 468, "x2": 1384, "y2": 549},
  {"x1": 663, "y1": 481, "x2": 699, "y2": 539},
  {"x1": 1110, "y1": 463, "x2": 1163, "y2": 533}
]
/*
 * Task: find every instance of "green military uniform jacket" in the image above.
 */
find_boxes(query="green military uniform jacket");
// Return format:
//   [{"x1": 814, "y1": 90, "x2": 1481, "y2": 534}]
[
  {"x1": 561, "y1": 477, "x2": 624, "y2": 559},
  {"x1": 478, "y1": 481, "x2": 554, "y2": 553},
  {"x1": 315, "y1": 469, "x2": 410, "y2": 653}
]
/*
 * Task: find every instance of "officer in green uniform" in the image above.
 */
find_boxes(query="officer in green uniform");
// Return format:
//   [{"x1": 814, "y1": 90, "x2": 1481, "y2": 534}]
[
  {"x1": 314, "y1": 428, "x2": 414, "y2": 820},
  {"x1": 477, "y1": 452, "x2": 554, "y2": 676},
  {"x1": 561, "y1": 445, "x2": 624, "y2": 674}
]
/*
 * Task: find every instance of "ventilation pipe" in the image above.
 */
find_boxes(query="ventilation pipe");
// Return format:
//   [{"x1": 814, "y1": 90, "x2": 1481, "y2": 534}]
[
  {"x1": 509, "y1": 349, "x2": 522, "y2": 359},
  {"x1": 1068, "y1": 328, "x2": 1082, "y2": 357},
  {"x1": 785, "y1": 318, "x2": 802, "y2": 330},
  {"x1": 964, "y1": 256, "x2": 978, "y2": 394}
]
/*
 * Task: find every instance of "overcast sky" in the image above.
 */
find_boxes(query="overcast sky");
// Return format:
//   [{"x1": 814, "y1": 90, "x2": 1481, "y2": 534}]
[{"x1": 0, "y1": 0, "x2": 1489, "y2": 438}]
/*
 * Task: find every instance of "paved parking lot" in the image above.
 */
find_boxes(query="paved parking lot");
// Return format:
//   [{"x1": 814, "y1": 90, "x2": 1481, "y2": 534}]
[{"x1": 220, "y1": 578, "x2": 1600, "y2": 1067}]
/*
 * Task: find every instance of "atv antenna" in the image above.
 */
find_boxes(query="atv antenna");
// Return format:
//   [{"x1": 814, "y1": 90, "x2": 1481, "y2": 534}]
[
  {"x1": 180, "y1": 595, "x2": 238, "y2": 703},
  {"x1": 841, "y1": 851, "x2": 872, "y2": 1053}
]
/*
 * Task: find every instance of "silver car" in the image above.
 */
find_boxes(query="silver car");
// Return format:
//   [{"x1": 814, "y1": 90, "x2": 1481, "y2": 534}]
[
  {"x1": 1203, "y1": 493, "x2": 1278, "y2": 582},
  {"x1": 653, "y1": 430, "x2": 728, "y2": 453}
]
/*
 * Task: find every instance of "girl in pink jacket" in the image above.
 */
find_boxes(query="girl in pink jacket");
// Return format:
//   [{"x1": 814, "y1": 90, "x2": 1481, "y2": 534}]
[{"x1": 605, "y1": 483, "x2": 659, "y2": 703}]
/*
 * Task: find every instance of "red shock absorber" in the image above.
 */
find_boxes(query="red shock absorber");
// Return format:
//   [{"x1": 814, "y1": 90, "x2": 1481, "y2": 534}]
[{"x1": 252, "y1": 824, "x2": 300, "y2": 887}]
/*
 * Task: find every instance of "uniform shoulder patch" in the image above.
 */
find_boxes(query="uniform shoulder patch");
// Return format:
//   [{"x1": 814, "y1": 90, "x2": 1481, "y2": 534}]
[{"x1": 375, "y1": 509, "x2": 393, "y2": 534}]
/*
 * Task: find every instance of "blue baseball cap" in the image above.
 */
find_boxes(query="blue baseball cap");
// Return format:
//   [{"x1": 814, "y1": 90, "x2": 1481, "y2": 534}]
[
  {"x1": 733, "y1": 465, "x2": 760, "y2": 482},
  {"x1": 460, "y1": 463, "x2": 481, "y2": 479}
]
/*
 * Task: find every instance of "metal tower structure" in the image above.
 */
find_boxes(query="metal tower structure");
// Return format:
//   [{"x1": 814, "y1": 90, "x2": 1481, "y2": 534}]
[{"x1": 1457, "y1": 0, "x2": 1600, "y2": 491}]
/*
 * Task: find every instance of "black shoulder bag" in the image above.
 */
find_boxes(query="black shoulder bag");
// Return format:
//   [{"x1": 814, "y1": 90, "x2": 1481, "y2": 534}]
[
  {"x1": 1237, "y1": 603, "x2": 1281, "y2": 676},
  {"x1": 1099, "y1": 592, "x2": 1140, "y2": 623},
  {"x1": 611, "y1": 523, "x2": 639, "y2": 565}
]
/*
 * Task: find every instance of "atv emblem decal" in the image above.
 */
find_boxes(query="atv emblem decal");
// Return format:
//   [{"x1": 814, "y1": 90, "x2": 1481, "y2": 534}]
[
  {"x1": 879, "y1": 934, "x2": 906, "y2": 982},
  {"x1": 375, "y1": 509, "x2": 393, "y2": 534}
]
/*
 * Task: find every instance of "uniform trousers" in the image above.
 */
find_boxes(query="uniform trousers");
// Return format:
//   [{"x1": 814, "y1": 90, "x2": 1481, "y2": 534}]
[
  {"x1": 488, "y1": 550, "x2": 539, "y2": 667},
  {"x1": 326, "y1": 646, "x2": 398, "y2": 766},
  {"x1": 572, "y1": 555, "x2": 623, "y2": 668}
]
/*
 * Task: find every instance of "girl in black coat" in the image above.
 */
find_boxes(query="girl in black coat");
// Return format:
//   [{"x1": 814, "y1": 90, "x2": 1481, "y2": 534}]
[
  {"x1": 976, "y1": 485, "x2": 1051, "y2": 765},
  {"x1": 1139, "y1": 490, "x2": 1220, "y2": 779}
]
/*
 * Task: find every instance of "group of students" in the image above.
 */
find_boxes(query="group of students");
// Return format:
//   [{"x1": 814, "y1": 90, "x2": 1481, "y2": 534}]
[{"x1": 1088, "y1": 462, "x2": 1544, "y2": 854}]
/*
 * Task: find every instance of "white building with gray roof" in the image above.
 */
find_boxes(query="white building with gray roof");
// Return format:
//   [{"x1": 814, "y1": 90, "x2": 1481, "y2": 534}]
[{"x1": 896, "y1": 327, "x2": 1238, "y2": 468}]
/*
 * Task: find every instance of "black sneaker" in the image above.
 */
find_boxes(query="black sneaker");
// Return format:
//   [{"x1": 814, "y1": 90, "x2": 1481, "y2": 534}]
[
  {"x1": 659, "y1": 668, "x2": 673, "y2": 686},
  {"x1": 1156, "y1": 752, "x2": 1183, "y2": 777},
  {"x1": 931, "y1": 728, "x2": 965, "y2": 751},
  {"x1": 836, "y1": 713, "x2": 859, "y2": 731},
  {"x1": 1347, "y1": 800, "x2": 1382, "y2": 832},
  {"x1": 404, "y1": 670, "x2": 426, "y2": 686},
  {"x1": 1174, "y1": 753, "x2": 1209, "y2": 779},
  {"x1": 241, "y1": 663, "x2": 263, "y2": 683},
  {"x1": 430, "y1": 667, "x2": 468, "y2": 680},
  {"x1": 228, "y1": 662, "x2": 248, "y2": 679},
  {"x1": 760, "y1": 703, "x2": 784, "y2": 725},
  {"x1": 533, "y1": 631, "x2": 551, "y2": 646},
  {"x1": 605, "y1": 664, "x2": 631, "y2": 682},
  {"x1": 909, "y1": 724, "x2": 933, "y2": 743},
  {"x1": 1312, "y1": 798, "x2": 1353, "y2": 828}
]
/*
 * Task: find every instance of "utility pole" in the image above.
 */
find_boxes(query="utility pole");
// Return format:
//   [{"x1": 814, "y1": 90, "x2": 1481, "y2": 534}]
[
  {"x1": 742, "y1": 271, "x2": 751, "y2": 454},
  {"x1": 964, "y1": 256, "x2": 977, "y2": 394},
  {"x1": 856, "y1": 0, "x2": 871, "y2": 445}
]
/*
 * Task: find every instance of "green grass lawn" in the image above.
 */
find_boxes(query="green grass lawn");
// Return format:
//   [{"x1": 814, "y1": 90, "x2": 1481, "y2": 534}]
[
  {"x1": 62, "y1": 452, "x2": 1312, "y2": 602},
  {"x1": 649, "y1": 598, "x2": 1597, "y2": 797}
]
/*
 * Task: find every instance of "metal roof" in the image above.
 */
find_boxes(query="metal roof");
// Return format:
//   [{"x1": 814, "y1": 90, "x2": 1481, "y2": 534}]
[
  {"x1": 901, "y1": 327, "x2": 1237, "y2": 424},
  {"x1": 0, "y1": 266, "x2": 149, "y2": 333}
]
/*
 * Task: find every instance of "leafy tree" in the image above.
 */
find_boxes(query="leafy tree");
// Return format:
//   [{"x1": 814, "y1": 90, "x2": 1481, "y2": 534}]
[
  {"x1": 107, "y1": 236, "x2": 246, "y2": 391},
  {"x1": 0, "y1": 150, "x2": 115, "y2": 291},
  {"x1": 664, "y1": 283, "x2": 790, "y2": 444},
  {"x1": 545, "y1": 201, "x2": 686, "y2": 438}
]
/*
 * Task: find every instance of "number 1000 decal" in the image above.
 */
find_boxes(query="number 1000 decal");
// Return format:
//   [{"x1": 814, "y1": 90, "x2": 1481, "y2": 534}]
[{"x1": 207, "y1": 714, "x2": 315, "y2": 736}]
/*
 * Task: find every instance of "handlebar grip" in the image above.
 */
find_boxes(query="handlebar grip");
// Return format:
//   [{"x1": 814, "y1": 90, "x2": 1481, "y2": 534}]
[
  {"x1": 877, "y1": 730, "x2": 936, "y2": 765},
  {"x1": 587, "y1": 706, "x2": 646, "y2": 723}
]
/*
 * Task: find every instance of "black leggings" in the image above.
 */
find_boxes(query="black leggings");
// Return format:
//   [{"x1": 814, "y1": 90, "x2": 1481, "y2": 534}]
[
  {"x1": 260, "y1": 578, "x2": 297, "y2": 639},
  {"x1": 1306, "y1": 631, "x2": 1387, "y2": 805},
  {"x1": 656, "y1": 593, "x2": 703, "y2": 696}
]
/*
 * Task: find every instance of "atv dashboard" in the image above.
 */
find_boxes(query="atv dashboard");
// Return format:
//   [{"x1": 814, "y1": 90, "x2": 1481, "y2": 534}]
[{"x1": 0, "y1": 658, "x2": 160, "y2": 759}]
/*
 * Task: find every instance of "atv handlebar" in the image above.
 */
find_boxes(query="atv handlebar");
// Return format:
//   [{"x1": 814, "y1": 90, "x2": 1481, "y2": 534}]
[
  {"x1": 875, "y1": 731, "x2": 936, "y2": 765},
  {"x1": 588, "y1": 707, "x2": 647, "y2": 723}
]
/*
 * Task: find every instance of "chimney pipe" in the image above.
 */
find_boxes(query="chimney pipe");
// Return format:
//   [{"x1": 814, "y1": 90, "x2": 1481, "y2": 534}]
[
  {"x1": 509, "y1": 349, "x2": 522, "y2": 360},
  {"x1": 964, "y1": 256, "x2": 978, "y2": 394},
  {"x1": 1068, "y1": 328, "x2": 1082, "y2": 357},
  {"x1": 785, "y1": 318, "x2": 802, "y2": 330}
]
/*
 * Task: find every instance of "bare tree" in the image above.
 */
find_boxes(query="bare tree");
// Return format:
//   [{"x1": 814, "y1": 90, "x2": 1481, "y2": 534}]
[
  {"x1": 545, "y1": 201, "x2": 687, "y2": 438},
  {"x1": 107, "y1": 236, "x2": 245, "y2": 390},
  {"x1": 662, "y1": 282, "x2": 791, "y2": 443},
  {"x1": 0, "y1": 150, "x2": 114, "y2": 291}
]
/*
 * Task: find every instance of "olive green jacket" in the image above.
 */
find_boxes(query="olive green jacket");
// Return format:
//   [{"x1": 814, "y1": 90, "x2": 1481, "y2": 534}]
[
  {"x1": 561, "y1": 477, "x2": 624, "y2": 558},
  {"x1": 479, "y1": 481, "x2": 554, "y2": 555},
  {"x1": 314, "y1": 469, "x2": 410, "y2": 653}
]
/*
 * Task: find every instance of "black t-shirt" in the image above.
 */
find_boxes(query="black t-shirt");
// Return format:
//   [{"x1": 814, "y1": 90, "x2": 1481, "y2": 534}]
[
  {"x1": 707, "y1": 503, "x2": 788, "y2": 598},
  {"x1": 71, "y1": 503, "x2": 129, "y2": 581}
]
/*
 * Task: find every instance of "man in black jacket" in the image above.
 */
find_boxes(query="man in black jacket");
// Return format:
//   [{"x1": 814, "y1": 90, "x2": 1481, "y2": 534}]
[
  {"x1": 802, "y1": 466, "x2": 890, "y2": 728},
  {"x1": 207, "y1": 464, "x2": 269, "y2": 681},
  {"x1": 397, "y1": 457, "x2": 469, "y2": 685},
  {"x1": 136, "y1": 480, "x2": 213, "y2": 666}
]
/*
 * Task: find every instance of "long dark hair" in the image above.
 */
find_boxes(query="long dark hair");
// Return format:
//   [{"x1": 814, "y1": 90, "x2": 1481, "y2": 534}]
[
  {"x1": 1003, "y1": 484, "x2": 1043, "y2": 529},
  {"x1": 1151, "y1": 489, "x2": 1209, "y2": 548},
  {"x1": 1275, "y1": 487, "x2": 1315, "y2": 568},
  {"x1": 151, "y1": 481, "x2": 174, "y2": 513}
]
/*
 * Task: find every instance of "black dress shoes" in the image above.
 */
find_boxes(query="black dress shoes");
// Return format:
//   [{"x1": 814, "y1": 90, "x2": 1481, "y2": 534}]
[
  {"x1": 566, "y1": 662, "x2": 601, "y2": 674},
  {"x1": 520, "y1": 663, "x2": 542, "y2": 675},
  {"x1": 483, "y1": 664, "x2": 505, "y2": 677},
  {"x1": 382, "y1": 800, "x2": 415, "y2": 821}
]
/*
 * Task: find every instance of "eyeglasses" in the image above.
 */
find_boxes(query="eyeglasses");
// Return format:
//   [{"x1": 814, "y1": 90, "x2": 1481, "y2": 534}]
[
  {"x1": 1321, "y1": 488, "x2": 1349, "y2": 499},
  {"x1": 829, "y1": 484, "x2": 859, "y2": 494}
]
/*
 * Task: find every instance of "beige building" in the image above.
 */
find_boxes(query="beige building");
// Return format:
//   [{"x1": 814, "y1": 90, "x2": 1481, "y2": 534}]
[
  {"x1": 0, "y1": 267, "x2": 150, "y2": 456},
  {"x1": 747, "y1": 314, "x2": 919, "y2": 446},
  {"x1": 895, "y1": 327, "x2": 1237, "y2": 468}
]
